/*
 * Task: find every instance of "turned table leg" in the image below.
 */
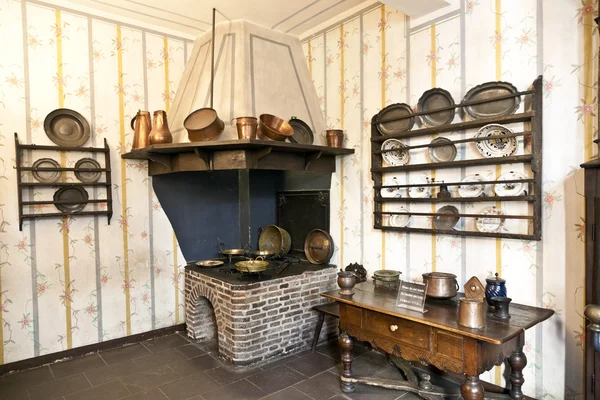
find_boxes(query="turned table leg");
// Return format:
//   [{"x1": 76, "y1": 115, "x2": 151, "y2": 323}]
[
  {"x1": 460, "y1": 375, "x2": 484, "y2": 400},
  {"x1": 339, "y1": 331, "x2": 355, "y2": 393},
  {"x1": 508, "y1": 349, "x2": 527, "y2": 399}
]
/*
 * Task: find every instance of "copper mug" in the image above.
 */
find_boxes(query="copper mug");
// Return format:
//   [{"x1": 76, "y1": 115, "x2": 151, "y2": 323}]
[
  {"x1": 458, "y1": 298, "x2": 485, "y2": 329},
  {"x1": 131, "y1": 110, "x2": 151, "y2": 150},
  {"x1": 148, "y1": 110, "x2": 173, "y2": 144},
  {"x1": 233, "y1": 117, "x2": 257, "y2": 139},
  {"x1": 324, "y1": 129, "x2": 345, "y2": 148}
]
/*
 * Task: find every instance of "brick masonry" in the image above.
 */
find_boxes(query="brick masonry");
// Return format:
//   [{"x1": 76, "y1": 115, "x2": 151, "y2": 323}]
[{"x1": 184, "y1": 266, "x2": 339, "y2": 366}]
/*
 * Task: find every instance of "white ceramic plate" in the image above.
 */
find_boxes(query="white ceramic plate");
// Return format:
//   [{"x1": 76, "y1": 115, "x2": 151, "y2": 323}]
[
  {"x1": 475, "y1": 124, "x2": 517, "y2": 158},
  {"x1": 458, "y1": 174, "x2": 485, "y2": 198},
  {"x1": 475, "y1": 207, "x2": 505, "y2": 233},
  {"x1": 381, "y1": 139, "x2": 409, "y2": 166},
  {"x1": 380, "y1": 177, "x2": 402, "y2": 198},
  {"x1": 408, "y1": 181, "x2": 431, "y2": 198},
  {"x1": 494, "y1": 171, "x2": 528, "y2": 197},
  {"x1": 389, "y1": 209, "x2": 410, "y2": 227}
]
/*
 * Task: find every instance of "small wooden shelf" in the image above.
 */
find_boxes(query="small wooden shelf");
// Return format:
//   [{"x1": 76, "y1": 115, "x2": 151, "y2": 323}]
[{"x1": 374, "y1": 196, "x2": 535, "y2": 203}]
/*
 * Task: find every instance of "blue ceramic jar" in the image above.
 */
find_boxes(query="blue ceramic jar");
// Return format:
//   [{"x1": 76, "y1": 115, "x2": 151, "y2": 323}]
[{"x1": 485, "y1": 273, "x2": 507, "y2": 306}]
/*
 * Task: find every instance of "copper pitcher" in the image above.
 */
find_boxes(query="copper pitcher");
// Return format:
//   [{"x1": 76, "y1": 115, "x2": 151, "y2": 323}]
[
  {"x1": 148, "y1": 110, "x2": 173, "y2": 144},
  {"x1": 131, "y1": 110, "x2": 151, "y2": 150}
]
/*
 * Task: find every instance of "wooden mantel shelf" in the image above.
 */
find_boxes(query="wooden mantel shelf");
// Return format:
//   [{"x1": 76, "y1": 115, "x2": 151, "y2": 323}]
[{"x1": 121, "y1": 139, "x2": 354, "y2": 176}]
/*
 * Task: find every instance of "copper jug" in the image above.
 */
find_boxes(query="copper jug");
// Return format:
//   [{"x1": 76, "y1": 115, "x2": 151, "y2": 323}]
[
  {"x1": 148, "y1": 110, "x2": 173, "y2": 144},
  {"x1": 131, "y1": 110, "x2": 152, "y2": 150}
]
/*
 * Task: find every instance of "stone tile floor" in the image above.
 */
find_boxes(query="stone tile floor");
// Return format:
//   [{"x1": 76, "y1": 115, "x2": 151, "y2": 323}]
[{"x1": 0, "y1": 332, "x2": 429, "y2": 400}]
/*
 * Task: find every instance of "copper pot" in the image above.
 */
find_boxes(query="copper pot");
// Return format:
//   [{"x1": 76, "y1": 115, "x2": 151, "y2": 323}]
[
  {"x1": 338, "y1": 271, "x2": 356, "y2": 295},
  {"x1": 325, "y1": 129, "x2": 345, "y2": 147},
  {"x1": 131, "y1": 110, "x2": 151, "y2": 150},
  {"x1": 233, "y1": 116, "x2": 257, "y2": 139},
  {"x1": 148, "y1": 110, "x2": 172, "y2": 144},
  {"x1": 458, "y1": 298, "x2": 485, "y2": 329},
  {"x1": 422, "y1": 272, "x2": 459, "y2": 299},
  {"x1": 258, "y1": 225, "x2": 291, "y2": 256},
  {"x1": 257, "y1": 114, "x2": 294, "y2": 141},
  {"x1": 184, "y1": 108, "x2": 224, "y2": 142}
]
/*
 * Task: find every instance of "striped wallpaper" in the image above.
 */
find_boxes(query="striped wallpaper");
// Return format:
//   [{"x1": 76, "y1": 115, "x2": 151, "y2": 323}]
[
  {"x1": 0, "y1": 0, "x2": 193, "y2": 365},
  {"x1": 302, "y1": 0, "x2": 593, "y2": 397}
]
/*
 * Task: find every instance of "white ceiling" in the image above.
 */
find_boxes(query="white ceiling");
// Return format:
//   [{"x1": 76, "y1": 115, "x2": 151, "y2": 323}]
[{"x1": 66, "y1": 0, "x2": 371, "y2": 37}]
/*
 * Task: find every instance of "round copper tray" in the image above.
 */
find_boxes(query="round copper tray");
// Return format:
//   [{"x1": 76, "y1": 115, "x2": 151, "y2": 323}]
[
  {"x1": 304, "y1": 229, "x2": 334, "y2": 265},
  {"x1": 44, "y1": 108, "x2": 91, "y2": 147}
]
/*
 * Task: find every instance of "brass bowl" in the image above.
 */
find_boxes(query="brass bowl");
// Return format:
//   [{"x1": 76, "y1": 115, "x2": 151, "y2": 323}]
[
  {"x1": 257, "y1": 114, "x2": 294, "y2": 141},
  {"x1": 249, "y1": 250, "x2": 277, "y2": 258},
  {"x1": 235, "y1": 257, "x2": 269, "y2": 273},
  {"x1": 220, "y1": 249, "x2": 247, "y2": 256},
  {"x1": 258, "y1": 225, "x2": 291, "y2": 256}
]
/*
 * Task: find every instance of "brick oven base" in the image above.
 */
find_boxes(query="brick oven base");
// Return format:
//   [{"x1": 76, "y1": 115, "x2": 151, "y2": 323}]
[{"x1": 184, "y1": 266, "x2": 338, "y2": 366}]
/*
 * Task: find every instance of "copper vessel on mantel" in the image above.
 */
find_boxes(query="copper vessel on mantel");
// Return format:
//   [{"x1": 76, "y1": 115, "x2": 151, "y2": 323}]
[
  {"x1": 131, "y1": 110, "x2": 151, "y2": 150},
  {"x1": 148, "y1": 110, "x2": 172, "y2": 144}
]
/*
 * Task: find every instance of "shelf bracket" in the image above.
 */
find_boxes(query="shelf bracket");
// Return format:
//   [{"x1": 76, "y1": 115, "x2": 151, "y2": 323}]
[
  {"x1": 305, "y1": 151, "x2": 323, "y2": 171},
  {"x1": 253, "y1": 146, "x2": 272, "y2": 164},
  {"x1": 147, "y1": 153, "x2": 172, "y2": 172},
  {"x1": 193, "y1": 148, "x2": 212, "y2": 170}
]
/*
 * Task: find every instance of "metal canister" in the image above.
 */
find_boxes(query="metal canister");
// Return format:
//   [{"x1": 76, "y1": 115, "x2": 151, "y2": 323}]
[{"x1": 458, "y1": 298, "x2": 485, "y2": 329}]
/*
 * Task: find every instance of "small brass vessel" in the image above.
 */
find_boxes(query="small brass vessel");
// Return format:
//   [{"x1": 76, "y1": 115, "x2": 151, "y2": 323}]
[{"x1": 148, "y1": 110, "x2": 173, "y2": 144}]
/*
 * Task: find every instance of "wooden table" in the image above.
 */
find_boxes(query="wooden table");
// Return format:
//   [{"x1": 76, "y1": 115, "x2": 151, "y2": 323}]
[{"x1": 322, "y1": 282, "x2": 554, "y2": 400}]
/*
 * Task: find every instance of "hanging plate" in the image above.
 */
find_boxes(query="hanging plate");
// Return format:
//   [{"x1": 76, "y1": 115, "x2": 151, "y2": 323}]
[
  {"x1": 389, "y1": 208, "x2": 410, "y2": 228},
  {"x1": 494, "y1": 171, "x2": 528, "y2": 197},
  {"x1": 74, "y1": 158, "x2": 102, "y2": 184},
  {"x1": 380, "y1": 177, "x2": 402, "y2": 199},
  {"x1": 381, "y1": 138, "x2": 409, "y2": 166},
  {"x1": 408, "y1": 180, "x2": 431, "y2": 198},
  {"x1": 288, "y1": 117, "x2": 314, "y2": 145},
  {"x1": 44, "y1": 108, "x2": 91, "y2": 147},
  {"x1": 461, "y1": 81, "x2": 520, "y2": 121},
  {"x1": 53, "y1": 185, "x2": 89, "y2": 213},
  {"x1": 32, "y1": 158, "x2": 61, "y2": 183},
  {"x1": 476, "y1": 207, "x2": 505, "y2": 233},
  {"x1": 458, "y1": 174, "x2": 485, "y2": 198},
  {"x1": 433, "y1": 205, "x2": 460, "y2": 230},
  {"x1": 304, "y1": 229, "x2": 334, "y2": 265},
  {"x1": 429, "y1": 137, "x2": 457, "y2": 163},
  {"x1": 417, "y1": 88, "x2": 455, "y2": 127},
  {"x1": 475, "y1": 124, "x2": 517, "y2": 158},
  {"x1": 376, "y1": 103, "x2": 414, "y2": 135}
]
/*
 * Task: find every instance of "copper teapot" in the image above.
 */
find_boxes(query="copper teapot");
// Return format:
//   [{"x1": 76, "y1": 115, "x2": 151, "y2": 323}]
[
  {"x1": 148, "y1": 110, "x2": 173, "y2": 144},
  {"x1": 131, "y1": 110, "x2": 151, "y2": 150}
]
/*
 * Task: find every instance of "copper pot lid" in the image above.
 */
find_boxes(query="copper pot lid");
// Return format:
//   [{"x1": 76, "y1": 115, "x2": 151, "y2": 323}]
[
  {"x1": 44, "y1": 108, "x2": 91, "y2": 147},
  {"x1": 304, "y1": 229, "x2": 334, "y2": 265}
]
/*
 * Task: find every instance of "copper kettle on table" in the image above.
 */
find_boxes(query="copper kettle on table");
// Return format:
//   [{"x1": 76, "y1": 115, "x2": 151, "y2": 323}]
[
  {"x1": 131, "y1": 110, "x2": 151, "y2": 150},
  {"x1": 149, "y1": 110, "x2": 173, "y2": 144}
]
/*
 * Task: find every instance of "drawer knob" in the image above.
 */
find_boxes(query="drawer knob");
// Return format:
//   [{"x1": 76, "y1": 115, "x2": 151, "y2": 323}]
[{"x1": 390, "y1": 325, "x2": 398, "y2": 332}]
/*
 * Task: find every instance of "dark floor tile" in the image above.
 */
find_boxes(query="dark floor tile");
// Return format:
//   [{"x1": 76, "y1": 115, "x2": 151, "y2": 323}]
[
  {"x1": 63, "y1": 380, "x2": 130, "y2": 400},
  {"x1": 202, "y1": 378, "x2": 266, "y2": 400},
  {"x1": 0, "y1": 383, "x2": 29, "y2": 400},
  {"x1": 285, "y1": 352, "x2": 338, "y2": 378},
  {"x1": 328, "y1": 396, "x2": 351, "y2": 400},
  {"x1": 158, "y1": 372, "x2": 221, "y2": 400},
  {"x1": 174, "y1": 343, "x2": 206, "y2": 359},
  {"x1": 197, "y1": 338, "x2": 219, "y2": 354},
  {"x1": 294, "y1": 370, "x2": 342, "y2": 400},
  {"x1": 167, "y1": 354, "x2": 223, "y2": 377},
  {"x1": 317, "y1": 340, "x2": 369, "y2": 362},
  {"x1": 204, "y1": 365, "x2": 258, "y2": 386},
  {"x1": 342, "y1": 383, "x2": 404, "y2": 400},
  {"x1": 374, "y1": 363, "x2": 405, "y2": 380},
  {"x1": 330, "y1": 350, "x2": 388, "y2": 377},
  {"x1": 50, "y1": 354, "x2": 107, "y2": 379},
  {"x1": 0, "y1": 365, "x2": 55, "y2": 386},
  {"x1": 118, "y1": 387, "x2": 168, "y2": 400},
  {"x1": 246, "y1": 365, "x2": 306, "y2": 395},
  {"x1": 84, "y1": 359, "x2": 145, "y2": 386},
  {"x1": 143, "y1": 333, "x2": 190, "y2": 353},
  {"x1": 28, "y1": 373, "x2": 91, "y2": 400},
  {"x1": 259, "y1": 354, "x2": 301, "y2": 371},
  {"x1": 98, "y1": 344, "x2": 151, "y2": 365},
  {"x1": 261, "y1": 387, "x2": 313, "y2": 400},
  {"x1": 396, "y1": 392, "x2": 422, "y2": 399},
  {"x1": 132, "y1": 347, "x2": 187, "y2": 370},
  {"x1": 121, "y1": 365, "x2": 180, "y2": 393}
]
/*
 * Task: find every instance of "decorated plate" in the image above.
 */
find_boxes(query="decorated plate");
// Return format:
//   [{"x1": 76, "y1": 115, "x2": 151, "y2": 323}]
[
  {"x1": 380, "y1": 177, "x2": 402, "y2": 199},
  {"x1": 494, "y1": 171, "x2": 528, "y2": 197},
  {"x1": 381, "y1": 139, "x2": 409, "y2": 166},
  {"x1": 476, "y1": 207, "x2": 505, "y2": 233},
  {"x1": 376, "y1": 103, "x2": 414, "y2": 134},
  {"x1": 429, "y1": 137, "x2": 457, "y2": 163},
  {"x1": 434, "y1": 205, "x2": 460, "y2": 230},
  {"x1": 475, "y1": 124, "x2": 517, "y2": 158},
  {"x1": 458, "y1": 174, "x2": 485, "y2": 198},
  {"x1": 408, "y1": 179, "x2": 431, "y2": 198},
  {"x1": 389, "y1": 208, "x2": 410, "y2": 228},
  {"x1": 32, "y1": 158, "x2": 61, "y2": 183}
]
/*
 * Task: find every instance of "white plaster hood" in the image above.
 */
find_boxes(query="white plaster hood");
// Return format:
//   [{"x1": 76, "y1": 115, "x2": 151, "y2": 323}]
[{"x1": 168, "y1": 20, "x2": 326, "y2": 144}]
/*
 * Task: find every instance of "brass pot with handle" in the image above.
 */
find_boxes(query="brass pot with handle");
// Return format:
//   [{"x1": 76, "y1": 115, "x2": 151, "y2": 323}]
[
  {"x1": 422, "y1": 272, "x2": 459, "y2": 299},
  {"x1": 258, "y1": 225, "x2": 291, "y2": 256},
  {"x1": 235, "y1": 257, "x2": 269, "y2": 273}
]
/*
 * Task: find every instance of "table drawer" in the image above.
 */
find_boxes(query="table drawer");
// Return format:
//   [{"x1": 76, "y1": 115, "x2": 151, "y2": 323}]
[
  {"x1": 435, "y1": 329, "x2": 463, "y2": 360},
  {"x1": 363, "y1": 310, "x2": 432, "y2": 350}
]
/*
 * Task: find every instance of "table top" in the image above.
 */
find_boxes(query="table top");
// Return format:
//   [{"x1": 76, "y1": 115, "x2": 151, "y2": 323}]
[{"x1": 322, "y1": 281, "x2": 554, "y2": 345}]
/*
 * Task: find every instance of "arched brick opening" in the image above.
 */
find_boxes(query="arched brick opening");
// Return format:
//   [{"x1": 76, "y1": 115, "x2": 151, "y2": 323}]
[{"x1": 186, "y1": 284, "x2": 224, "y2": 351}]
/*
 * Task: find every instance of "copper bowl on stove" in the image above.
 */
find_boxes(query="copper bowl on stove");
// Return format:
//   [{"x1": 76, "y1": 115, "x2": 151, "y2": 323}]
[{"x1": 257, "y1": 114, "x2": 294, "y2": 141}]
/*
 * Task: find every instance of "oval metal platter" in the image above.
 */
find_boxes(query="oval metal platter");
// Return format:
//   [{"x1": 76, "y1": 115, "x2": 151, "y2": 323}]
[
  {"x1": 417, "y1": 88, "x2": 455, "y2": 127},
  {"x1": 376, "y1": 103, "x2": 414, "y2": 134},
  {"x1": 288, "y1": 117, "x2": 314, "y2": 145},
  {"x1": 461, "y1": 81, "x2": 520, "y2": 120},
  {"x1": 53, "y1": 185, "x2": 89, "y2": 213}
]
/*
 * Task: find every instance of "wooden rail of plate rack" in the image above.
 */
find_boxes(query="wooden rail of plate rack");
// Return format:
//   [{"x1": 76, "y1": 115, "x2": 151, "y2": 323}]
[
  {"x1": 370, "y1": 76, "x2": 542, "y2": 240},
  {"x1": 14, "y1": 133, "x2": 113, "y2": 231}
]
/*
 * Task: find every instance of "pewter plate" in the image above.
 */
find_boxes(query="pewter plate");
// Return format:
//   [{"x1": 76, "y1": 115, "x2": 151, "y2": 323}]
[
  {"x1": 74, "y1": 158, "x2": 101, "y2": 183},
  {"x1": 53, "y1": 185, "x2": 89, "y2": 213},
  {"x1": 288, "y1": 117, "x2": 314, "y2": 145},
  {"x1": 461, "y1": 81, "x2": 520, "y2": 121},
  {"x1": 44, "y1": 108, "x2": 91, "y2": 147},
  {"x1": 429, "y1": 137, "x2": 457, "y2": 162},
  {"x1": 417, "y1": 88, "x2": 455, "y2": 127},
  {"x1": 377, "y1": 103, "x2": 414, "y2": 134},
  {"x1": 434, "y1": 205, "x2": 459, "y2": 230},
  {"x1": 32, "y1": 158, "x2": 61, "y2": 183}
]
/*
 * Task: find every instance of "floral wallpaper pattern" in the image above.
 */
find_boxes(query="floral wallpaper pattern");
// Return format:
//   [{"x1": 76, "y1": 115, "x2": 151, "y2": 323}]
[
  {"x1": 303, "y1": 0, "x2": 593, "y2": 397},
  {"x1": 0, "y1": 0, "x2": 193, "y2": 365}
]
